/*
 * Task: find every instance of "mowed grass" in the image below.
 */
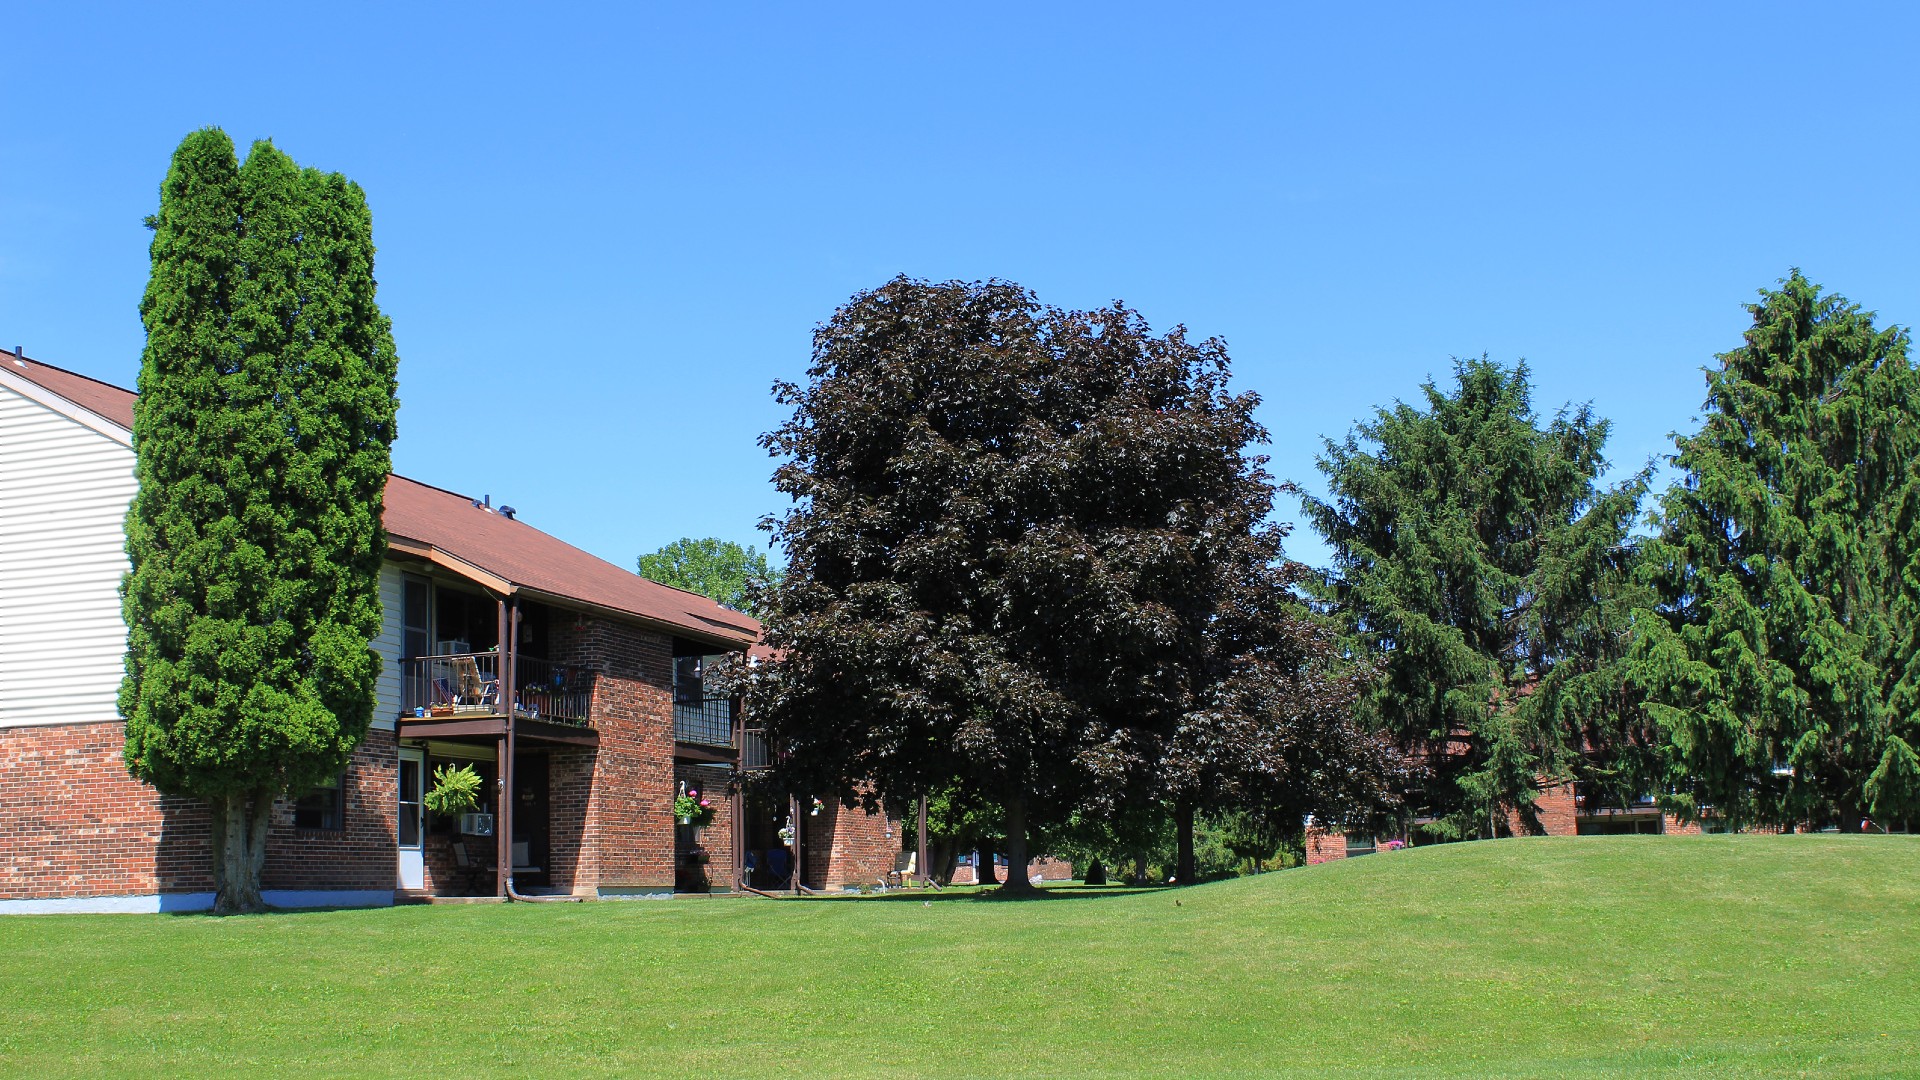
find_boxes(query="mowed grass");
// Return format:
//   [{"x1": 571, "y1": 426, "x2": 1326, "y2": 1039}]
[{"x1": 2, "y1": 836, "x2": 1916, "y2": 1078}]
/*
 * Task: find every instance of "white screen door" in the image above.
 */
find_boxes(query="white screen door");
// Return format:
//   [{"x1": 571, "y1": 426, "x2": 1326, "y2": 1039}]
[{"x1": 398, "y1": 748, "x2": 425, "y2": 889}]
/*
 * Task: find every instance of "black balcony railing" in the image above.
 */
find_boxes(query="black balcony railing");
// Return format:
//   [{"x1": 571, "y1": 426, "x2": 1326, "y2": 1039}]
[
  {"x1": 400, "y1": 652, "x2": 594, "y2": 726},
  {"x1": 673, "y1": 697, "x2": 734, "y2": 748},
  {"x1": 740, "y1": 728, "x2": 770, "y2": 770}
]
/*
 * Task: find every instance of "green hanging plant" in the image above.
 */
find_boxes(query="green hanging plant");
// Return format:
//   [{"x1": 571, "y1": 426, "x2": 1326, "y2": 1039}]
[{"x1": 423, "y1": 763, "x2": 483, "y2": 816}]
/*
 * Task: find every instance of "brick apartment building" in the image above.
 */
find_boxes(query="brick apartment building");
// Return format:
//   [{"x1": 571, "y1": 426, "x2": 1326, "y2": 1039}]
[
  {"x1": 1304, "y1": 779, "x2": 1723, "y2": 864},
  {"x1": 0, "y1": 352, "x2": 899, "y2": 912}
]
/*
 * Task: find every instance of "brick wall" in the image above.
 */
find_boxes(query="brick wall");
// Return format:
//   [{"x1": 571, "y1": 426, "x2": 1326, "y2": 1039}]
[
  {"x1": 555, "y1": 613, "x2": 677, "y2": 893},
  {"x1": 0, "y1": 721, "x2": 209, "y2": 898},
  {"x1": 803, "y1": 798, "x2": 899, "y2": 889},
  {"x1": 948, "y1": 854, "x2": 1075, "y2": 885},
  {"x1": 262, "y1": 729, "x2": 397, "y2": 891},
  {"x1": 673, "y1": 761, "x2": 734, "y2": 892},
  {"x1": 1526, "y1": 781, "x2": 1578, "y2": 837},
  {"x1": 1, "y1": 721, "x2": 395, "y2": 899},
  {"x1": 1305, "y1": 825, "x2": 1347, "y2": 865},
  {"x1": 1663, "y1": 814, "x2": 1702, "y2": 836},
  {"x1": 548, "y1": 747, "x2": 596, "y2": 893}
]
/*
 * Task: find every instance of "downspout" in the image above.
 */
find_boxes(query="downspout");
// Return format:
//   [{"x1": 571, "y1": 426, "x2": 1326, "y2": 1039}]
[
  {"x1": 495, "y1": 599, "x2": 511, "y2": 898},
  {"x1": 731, "y1": 689, "x2": 745, "y2": 893}
]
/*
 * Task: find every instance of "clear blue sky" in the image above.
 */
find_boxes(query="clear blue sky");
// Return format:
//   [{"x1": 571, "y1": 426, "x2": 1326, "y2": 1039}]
[{"x1": 6, "y1": 3, "x2": 1917, "y2": 570}]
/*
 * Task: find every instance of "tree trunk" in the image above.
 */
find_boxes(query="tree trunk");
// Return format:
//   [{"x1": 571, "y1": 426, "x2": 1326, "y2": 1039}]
[
  {"x1": 999, "y1": 793, "x2": 1036, "y2": 895},
  {"x1": 211, "y1": 789, "x2": 274, "y2": 915},
  {"x1": 976, "y1": 838, "x2": 1000, "y2": 885},
  {"x1": 1174, "y1": 797, "x2": 1196, "y2": 885}
]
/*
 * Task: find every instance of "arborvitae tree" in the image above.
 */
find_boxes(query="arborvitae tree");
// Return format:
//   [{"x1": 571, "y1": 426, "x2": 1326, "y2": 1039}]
[
  {"x1": 1631, "y1": 273, "x2": 1920, "y2": 830},
  {"x1": 638, "y1": 537, "x2": 780, "y2": 615},
  {"x1": 748, "y1": 279, "x2": 1270, "y2": 892},
  {"x1": 1305, "y1": 358, "x2": 1648, "y2": 839},
  {"x1": 121, "y1": 129, "x2": 398, "y2": 914}
]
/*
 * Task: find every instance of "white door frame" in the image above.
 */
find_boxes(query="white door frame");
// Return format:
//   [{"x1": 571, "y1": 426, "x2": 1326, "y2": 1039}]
[{"x1": 397, "y1": 747, "x2": 426, "y2": 890}]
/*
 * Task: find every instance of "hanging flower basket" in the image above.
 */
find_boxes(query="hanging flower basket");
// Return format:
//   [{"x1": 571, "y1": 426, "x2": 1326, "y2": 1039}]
[{"x1": 673, "y1": 788, "x2": 714, "y2": 828}]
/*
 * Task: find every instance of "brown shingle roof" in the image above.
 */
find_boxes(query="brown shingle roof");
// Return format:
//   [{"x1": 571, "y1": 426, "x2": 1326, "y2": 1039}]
[{"x1": 4, "y1": 350, "x2": 759, "y2": 649}]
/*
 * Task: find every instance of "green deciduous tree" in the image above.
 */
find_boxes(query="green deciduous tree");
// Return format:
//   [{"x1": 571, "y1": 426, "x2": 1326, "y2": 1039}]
[
  {"x1": 748, "y1": 278, "x2": 1281, "y2": 893},
  {"x1": 120, "y1": 129, "x2": 398, "y2": 914},
  {"x1": 637, "y1": 537, "x2": 780, "y2": 615},
  {"x1": 1631, "y1": 273, "x2": 1920, "y2": 830},
  {"x1": 1305, "y1": 358, "x2": 1648, "y2": 839}
]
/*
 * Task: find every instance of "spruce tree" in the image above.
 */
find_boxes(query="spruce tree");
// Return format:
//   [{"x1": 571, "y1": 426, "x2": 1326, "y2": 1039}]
[
  {"x1": 1305, "y1": 358, "x2": 1648, "y2": 838},
  {"x1": 1632, "y1": 273, "x2": 1920, "y2": 830},
  {"x1": 121, "y1": 130, "x2": 398, "y2": 913}
]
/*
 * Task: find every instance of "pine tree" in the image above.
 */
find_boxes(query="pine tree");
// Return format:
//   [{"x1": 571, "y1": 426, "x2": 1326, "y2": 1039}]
[
  {"x1": 1305, "y1": 358, "x2": 1648, "y2": 838},
  {"x1": 1632, "y1": 273, "x2": 1920, "y2": 830},
  {"x1": 120, "y1": 130, "x2": 398, "y2": 913}
]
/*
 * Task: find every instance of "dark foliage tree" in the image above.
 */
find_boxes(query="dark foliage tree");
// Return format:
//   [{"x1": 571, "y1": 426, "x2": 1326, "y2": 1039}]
[
  {"x1": 1158, "y1": 514, "x2": 1414, "y2": 881},
  {"x1": 1631, "y1": 273, "x2": 1920, "y2": 830},
  {"x1": 120, "y1": 130, "x2": 398, "y2": 914},
  {"x1": 1305, "y1": 358, "x2": 1648, "y2": 839},
  {"x1": 638, "y1": 537, "x2": 780, "y2": 615},
  {"x1": 748, "y1": 278, "x2": 1275, "y2": 892}
]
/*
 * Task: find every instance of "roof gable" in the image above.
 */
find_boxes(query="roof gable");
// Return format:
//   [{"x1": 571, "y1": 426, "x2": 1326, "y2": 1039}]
[{"x1": 3, "y1": 350, "x2": 757, "y2": 648}]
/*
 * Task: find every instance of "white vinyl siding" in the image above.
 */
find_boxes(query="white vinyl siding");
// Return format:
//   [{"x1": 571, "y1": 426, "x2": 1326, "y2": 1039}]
[
  {"x1": 371, "y1": 561, "x2": 404, "y2": 729},
  {"x1": 0, "y1": 384, "x2": 137, "y2": 727}
]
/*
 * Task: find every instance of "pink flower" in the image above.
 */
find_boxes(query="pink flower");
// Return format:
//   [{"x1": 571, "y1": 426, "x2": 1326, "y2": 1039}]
[
  {"x1": 699, "y1": 799, "x2": 710, "y2": 808},
  {"x1": 687, "y1": 789, "x2": 698, "y2": 799}
]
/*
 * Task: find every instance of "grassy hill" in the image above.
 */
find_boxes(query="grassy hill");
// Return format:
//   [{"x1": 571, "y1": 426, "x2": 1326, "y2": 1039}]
[{"x1": 2, "y1": 835, "x2": 1915, "y2": 1077}]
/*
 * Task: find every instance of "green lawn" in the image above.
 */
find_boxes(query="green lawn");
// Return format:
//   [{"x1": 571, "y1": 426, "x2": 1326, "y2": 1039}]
[{"x1": 3, "y1": 836, "x2": 1916, "y2": 1078}]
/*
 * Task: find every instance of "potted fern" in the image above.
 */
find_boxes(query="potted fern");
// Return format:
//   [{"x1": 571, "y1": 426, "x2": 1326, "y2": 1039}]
[{"x1": 424, "y1": 763, "x2": 486, "y2": 833}]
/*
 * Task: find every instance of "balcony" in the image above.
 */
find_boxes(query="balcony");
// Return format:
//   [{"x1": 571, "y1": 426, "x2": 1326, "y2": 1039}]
[
  {"x1": 671, "y1": 700, "x2": 772, "y2": 770},
  {"x1": 400, "y1": 652, "x2": 594, "y2": 727}
]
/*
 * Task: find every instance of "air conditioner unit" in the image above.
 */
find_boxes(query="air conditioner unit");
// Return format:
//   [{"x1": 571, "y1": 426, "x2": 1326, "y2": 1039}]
[
  {"x1": 437, "y1": 639, "x2": 471, "y2": 657},
  {"x1": 459, "y1": 812, "x2": 495, "y2": 837}
]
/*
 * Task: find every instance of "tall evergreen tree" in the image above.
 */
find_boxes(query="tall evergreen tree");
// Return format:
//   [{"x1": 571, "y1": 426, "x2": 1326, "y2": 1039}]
[
  {"x1": 1631, "y1": 273, "x2": 1920, "y2": 830},
  {"x1": 1305, "y1": 358, "x2": 1648, "y2": 838},
  {"x1": 121, "y1": 130, "x2": 398, "y2": 913}
]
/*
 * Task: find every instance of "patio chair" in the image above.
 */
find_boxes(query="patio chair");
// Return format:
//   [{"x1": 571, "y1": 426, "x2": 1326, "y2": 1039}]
[
  {"x1": 450, "y1": 840, "x2": 495, "y2": 895},
  {"x1": 450, "y1": 656, "x2": 498, "y2": 710},
  {"x1": 886, "y1": 851, "x2": 917, "y2": 889},
  {"x1": 764, "y1": 846, "x2": 793, "y2": 890}
]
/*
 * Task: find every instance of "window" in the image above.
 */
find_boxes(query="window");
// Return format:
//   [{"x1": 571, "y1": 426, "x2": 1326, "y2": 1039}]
[
  {"x1": 294, "y1": 773, "x2": 346, "y2": 830},
  {"x1": 673, "y1": 655, "x2": 704, "y2": 705},
  {"x1": 1344, "y1": 832, "x2": 1377, "y2": 856},
  {"x1": 397, "y1": 757, "x2": 422, "y2": 848},
  {"x1": 403, "y1": 577, "x2": 431, "y2": 660}
]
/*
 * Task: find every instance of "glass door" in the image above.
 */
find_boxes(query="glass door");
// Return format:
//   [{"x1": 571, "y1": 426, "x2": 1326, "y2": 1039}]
[{"x1": 397, "y1": 748, "x2": 425, "y2": 890}]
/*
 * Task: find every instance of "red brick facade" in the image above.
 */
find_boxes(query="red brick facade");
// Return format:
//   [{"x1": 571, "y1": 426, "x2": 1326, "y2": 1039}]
[
  {"x1": 1509, "y1": 780, "x2": 1577, "y2": 837},
  {"x1": 3, "y1": 608, "x2": 1046, "y2": 904},
  {"x1": 673, "y1": 760, "x2": 734, "y2": 892},
  {"x1": 565, "y1": 614, "x2": 678, "y2": 893},
  {"x1": 947, "y1": 855, "x2": 1075, "y2": 884},
  {"x1": 1305, "y1": 826, "x2": 1349, "y2": 866},
  {"x1": 1, "y1": 721, "x2": 396, "y2": 902},
  {"x1": 802, "y1": 798, "x2": 898, "y2": 890}
]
